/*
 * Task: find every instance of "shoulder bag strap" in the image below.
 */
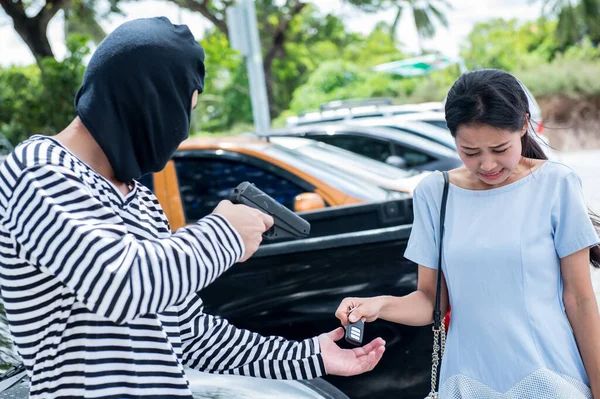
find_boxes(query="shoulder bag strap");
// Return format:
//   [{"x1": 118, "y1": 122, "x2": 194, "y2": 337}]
[{"x1": 433, "y1": 171, "x2": 450, "y2": 330}]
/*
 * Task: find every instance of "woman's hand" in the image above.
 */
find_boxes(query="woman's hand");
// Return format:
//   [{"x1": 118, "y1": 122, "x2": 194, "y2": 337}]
[{"x1": 335, "y1": 297, "x2": 385, "y2": 327}]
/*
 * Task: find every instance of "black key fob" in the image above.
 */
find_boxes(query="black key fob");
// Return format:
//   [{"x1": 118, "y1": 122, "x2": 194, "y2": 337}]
[{"x1": 345, "y1": 319, "x2": 364, "y2": 346}]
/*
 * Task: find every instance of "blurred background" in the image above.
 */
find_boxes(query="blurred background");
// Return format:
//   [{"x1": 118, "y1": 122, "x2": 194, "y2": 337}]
[{"x1": 2, "y1": 0, "x2": 600, "y2": 150}]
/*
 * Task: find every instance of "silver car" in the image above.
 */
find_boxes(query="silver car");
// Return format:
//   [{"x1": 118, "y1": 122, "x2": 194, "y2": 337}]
[{"x1": 0, "y1": 364, "x2": 349, "y2": 399}]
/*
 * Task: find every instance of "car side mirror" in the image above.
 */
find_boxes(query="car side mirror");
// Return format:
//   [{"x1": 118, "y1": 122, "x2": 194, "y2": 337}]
[
  {"x1": 385, "y1": 155, "x2": 408, "y2": 169},
  {"x1": 294, "y1": 192, "x2": 326, "y2": 212}
]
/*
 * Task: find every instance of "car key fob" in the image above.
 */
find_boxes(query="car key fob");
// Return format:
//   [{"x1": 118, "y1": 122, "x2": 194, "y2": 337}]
[{"x1": 345, "y1": 319, "x2": 364, "y2": 346}]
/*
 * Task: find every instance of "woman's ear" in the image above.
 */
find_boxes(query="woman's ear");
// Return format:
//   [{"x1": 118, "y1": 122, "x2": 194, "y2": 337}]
[{"x1": 521, "y1": 113, "x2": 529, "y2": 137}]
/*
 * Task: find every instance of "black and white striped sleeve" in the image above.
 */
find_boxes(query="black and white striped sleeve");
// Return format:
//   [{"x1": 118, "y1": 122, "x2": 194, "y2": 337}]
[
  {"x1": 1, "y1": 163, "x2": 244, "y2": 324},
  {"x1": 177, "y1": 294, "x2": 326, "y2": 380}
]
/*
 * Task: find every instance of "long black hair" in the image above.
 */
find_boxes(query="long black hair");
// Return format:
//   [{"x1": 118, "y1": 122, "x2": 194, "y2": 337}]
[
  {"x1": 445, "y1": 69, "x2": 547, "y2": 160},
  {"x1": 445, "y1": 69, "x2": 600, "y2": 268}
]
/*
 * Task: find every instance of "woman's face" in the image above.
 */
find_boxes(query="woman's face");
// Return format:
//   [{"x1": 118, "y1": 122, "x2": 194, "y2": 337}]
[{"x1": 455, "y1": 122, "x2": 527, "y2": 187}]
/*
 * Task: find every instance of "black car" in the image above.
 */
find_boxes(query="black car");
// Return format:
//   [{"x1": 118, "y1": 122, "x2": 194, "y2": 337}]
[
  {"x1": 0, "y1": 199, "x2": 433, "y2": 399},
  {"x1": 262, "y1": 124, "x2": 462, "y2": 172}
]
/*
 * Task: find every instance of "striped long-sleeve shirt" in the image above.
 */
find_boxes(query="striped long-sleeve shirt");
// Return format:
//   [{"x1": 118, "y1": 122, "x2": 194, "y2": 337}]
[{"x1": 0, "y1": 136, "x2": 325, "y2": 398}]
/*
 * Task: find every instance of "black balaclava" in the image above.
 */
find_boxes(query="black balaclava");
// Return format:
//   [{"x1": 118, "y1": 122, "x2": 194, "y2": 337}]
[{"x1": 75, "y1": 17, "x2": 205, "y2": 182}]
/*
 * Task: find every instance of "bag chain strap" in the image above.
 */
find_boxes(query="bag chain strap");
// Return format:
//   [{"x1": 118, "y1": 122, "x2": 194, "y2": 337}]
[{"x1": 425, "y1": 171, "x2": 449, "y2": 399}]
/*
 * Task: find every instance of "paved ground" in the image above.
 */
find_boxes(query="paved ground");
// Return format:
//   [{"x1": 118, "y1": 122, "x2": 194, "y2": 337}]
[{"x1": 559, "y1": 150, "x2": 600, "y2": 307}]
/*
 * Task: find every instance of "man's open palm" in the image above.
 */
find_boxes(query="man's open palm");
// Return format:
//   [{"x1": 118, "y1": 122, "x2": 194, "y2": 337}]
[{"x1": 318, "y1": 327, "x2": 386, "y2": 377}]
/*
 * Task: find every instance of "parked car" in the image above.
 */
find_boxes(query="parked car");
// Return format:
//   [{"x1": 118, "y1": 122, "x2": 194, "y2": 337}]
[
  {"x1": 368, "y1": 110, "x2": 448, "y2": 130},
  {"x1": 353, "y1": 107, "x2": 554, "y2": 159},
  {"x1": 338, "y1": 117, "x2": 457, "y2": 150},
  {"x1": 267, "y1": 136, "x2": 430, "y2": 195},
  {"x1": 134, "y1": 139, "x2": 434, "y2": 398},
  {"x1": 142, "y1": 136, "x2": 410, "y2": 230},
  {"x1": 144, "y1": 191, "x2": 429, "y2": 399},
  {"x1": 134, "y1": 143, "x2": 441, "y2": 398},
  {"x1": 0, "y1": 365, "x2": 349, "y2": 399},
  {"x1": 263, "y1": 124, "x2": 462, "y2": 172},
  {"x1": 0, "y1": 189, "x2": 430, "y2": 399},
  {"x1": 285, "y1": 81, "x2": 552, "y2": 156},
  {"x1": 0, "y1": 137, "x2": 435, "y2": 399},
  {"x1": 286, "y1": 97, "x2": 443, "y2": 126},
  {"x1": 286, "y1": 98, "x2": 443, "y2": 127}
]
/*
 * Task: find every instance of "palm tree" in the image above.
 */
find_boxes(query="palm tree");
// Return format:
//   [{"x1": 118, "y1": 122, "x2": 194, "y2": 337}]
[
  {"x1": 346, "y1": 0, "x2": 452, "y2": 53},
  {"x1": 390, "y1": 0, "x2": 451, "y2": 53},
  {"x1": 537, "y1": 0, "x2": 600, "y2": 46}
]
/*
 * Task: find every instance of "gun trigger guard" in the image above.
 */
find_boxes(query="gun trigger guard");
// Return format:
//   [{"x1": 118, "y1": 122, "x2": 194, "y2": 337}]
[{"x1": 263, "y1": 229, "x2": 275, "y2": 239}]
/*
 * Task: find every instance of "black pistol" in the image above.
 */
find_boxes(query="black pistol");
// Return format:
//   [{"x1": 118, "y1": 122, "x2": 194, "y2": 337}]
[{"x1": 229, "y1": 182, "x2": 311, "y2": 240}]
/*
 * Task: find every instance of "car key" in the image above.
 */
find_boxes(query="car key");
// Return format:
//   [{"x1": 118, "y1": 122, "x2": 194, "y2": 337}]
[{"x1": 345, "y1": 308, "x2": 364, "y2": 346}]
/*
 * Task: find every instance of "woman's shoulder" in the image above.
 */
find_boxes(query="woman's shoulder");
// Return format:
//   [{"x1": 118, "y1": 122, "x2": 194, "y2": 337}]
[
  {"x1": 540, "y1": 159, "x2": 580, "y2": 181},
  {"x1": 413, "y1": 170, "x2": 446, "y2": 200}
]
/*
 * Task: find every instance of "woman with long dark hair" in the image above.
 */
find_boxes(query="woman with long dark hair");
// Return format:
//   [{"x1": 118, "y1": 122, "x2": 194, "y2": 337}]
[{"x1": 336, "y1": 69, "x2": 600, "y2": 398}]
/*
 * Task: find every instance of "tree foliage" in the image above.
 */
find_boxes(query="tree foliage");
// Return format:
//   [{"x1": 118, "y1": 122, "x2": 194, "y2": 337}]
[
  {"x1": 194, "y1": 7, "x2": 382, "y2": 132},
  {"x1": 344, "y1": 0, "x2": 451, "y2": 48},
  {"x1": 2, "y1": 0, "x2": 600, "y2": 139},
  {"x1": 0, "y1": 0, "x2": 71, "y2": 63},
  {"x1": 537, "y1": 0, "x2": 600, "y2": 47},
  {"x1": 0, "y1": 34, "x2": 89, "y2": 144},
  {"x1": 461, "y1": 18, "x2": 561, "y2": 72}
]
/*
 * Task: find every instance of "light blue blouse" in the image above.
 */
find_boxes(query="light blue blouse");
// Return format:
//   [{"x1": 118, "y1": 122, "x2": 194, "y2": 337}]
[{"x1": 404, "y1": 161, "x2": 599, "y2": 398}]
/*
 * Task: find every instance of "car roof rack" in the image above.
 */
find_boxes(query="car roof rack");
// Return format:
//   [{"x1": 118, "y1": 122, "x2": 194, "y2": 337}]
[
  {"x1": 318, "y1": 97, "x2": 395, "y2": 112},
  {"x1": 287, "y1": 100, "x2": 445, "y2": 127}
]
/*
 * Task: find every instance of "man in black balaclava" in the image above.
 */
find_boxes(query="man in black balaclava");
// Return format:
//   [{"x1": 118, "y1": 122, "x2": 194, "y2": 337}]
[
  {"x1": 0, "y1": 17, "x2": 385, "y2": 399},
  {"x1": 75, "y1": 16, "x2": 205, "y2": 183}
]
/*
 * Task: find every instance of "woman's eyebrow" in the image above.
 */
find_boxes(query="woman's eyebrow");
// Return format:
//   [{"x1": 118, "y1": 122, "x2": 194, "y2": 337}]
[{"x1": 460, "y1": 141, "x2": 510, "y2": 150}]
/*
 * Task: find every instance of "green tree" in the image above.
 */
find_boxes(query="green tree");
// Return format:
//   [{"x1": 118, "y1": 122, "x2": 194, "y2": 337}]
[
  {"x1": 286, "y1": 23, "x2": 459, "y2": 115},
  {"x1": 0, "y1": 34, "x2": 89, "y2": 145},
  {"x1": 0, "y1": 0, "x2": 72, "y2": 64},
  {"x1": 461, "y1": 18, "x2": 560, "y2": 71},
  {"x1": 63, "y1": 0, "x2": 109, "y2": 46},
  {"x1": 536, "y1": 0, "x2": 600, "y2": 47},
  {"x1": 194, "y1": 7, "x2": 370, "y2": 132},
  {"x1": 195, "y1": 28, "x2": 251, "y2": 131},
  {"x1": 287, "y1": 58, "x2": 456, "y2": 115},
  {"x1": 161, "y1": 0, "x2": 311, "y2": 117}
]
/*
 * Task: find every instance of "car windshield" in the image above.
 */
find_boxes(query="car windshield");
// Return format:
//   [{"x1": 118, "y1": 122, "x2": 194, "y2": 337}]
[
  {"x1": 262, "y1": 144, "x2": 398, "y2": 201},
  {"x1": 270, "y1": 137, "x2": 414, "y2": 180}
]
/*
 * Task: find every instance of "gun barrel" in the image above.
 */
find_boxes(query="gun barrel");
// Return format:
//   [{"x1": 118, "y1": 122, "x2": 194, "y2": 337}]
[{"x1": 229, "y1": 182, "x2": 310, "y2": 240}]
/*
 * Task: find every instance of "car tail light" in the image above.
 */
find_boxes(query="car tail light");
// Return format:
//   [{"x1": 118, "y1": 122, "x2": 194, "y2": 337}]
[{"x1": 536, "y1": 120, "x2": 544, "y2": 135}]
